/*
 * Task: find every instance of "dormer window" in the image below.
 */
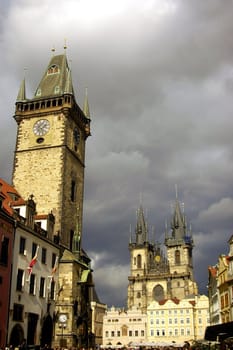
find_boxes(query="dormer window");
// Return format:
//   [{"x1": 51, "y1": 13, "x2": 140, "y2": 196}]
[
  {"x1": 54, "y1": 86, "x2": 60, "y2": 94},
  {"x1": 36, "y1": 88, "x2": 41, "y2": 96},
  {"x1": 47, "y1": 64, "x2": 59, "y2": 75}
]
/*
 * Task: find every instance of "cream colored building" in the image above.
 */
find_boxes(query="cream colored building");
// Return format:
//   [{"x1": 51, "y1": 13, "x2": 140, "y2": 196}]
[
  {"x1": 102, "y1": 306, "x2": 147, "y2": 347},
  {"x1": 147, "y1": 295, "x2": 210, "y2": 343}
]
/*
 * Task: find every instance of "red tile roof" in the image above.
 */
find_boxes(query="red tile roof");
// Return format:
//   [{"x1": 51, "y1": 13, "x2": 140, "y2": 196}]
[{"x1": 0, "y1": 178, "x2": 24, "y2": 216}]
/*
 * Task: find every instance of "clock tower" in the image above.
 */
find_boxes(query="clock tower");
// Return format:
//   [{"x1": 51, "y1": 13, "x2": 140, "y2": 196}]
[{"x1": 12, "y1": 52, "x2": 91, "y2": 248}]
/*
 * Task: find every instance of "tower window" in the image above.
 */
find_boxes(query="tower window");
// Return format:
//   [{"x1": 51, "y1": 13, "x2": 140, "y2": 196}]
[
  {"x1": 54, "y1": 86, "x2": 60, "y2": 94},
  {"x1": 47, "y1": 64, "x2": 59, "y2": 75},
  {"x1": 137, "y1": 254, "x2": 142, "y2": 268},
  {"x1": 71, "y1": 180, "x2": 76, "y2": 201},
  {"x1": 70, "y1": 229, "x2": 74, "y2": 251},
  {"x1": 175, "y1": 249, "x2": 181, "y2": 264}
]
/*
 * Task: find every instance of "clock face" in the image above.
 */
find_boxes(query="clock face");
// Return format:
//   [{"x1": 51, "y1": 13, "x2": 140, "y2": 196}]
[
  {"x1": 33, "y1": 119, "x2": 50, "y2": 136},
  {"x1": 59, "y1": 314, "x2": 67, "y2": 323},
  {"x1": 73, "y1": 128, "x2": 80, "y2": 144}
]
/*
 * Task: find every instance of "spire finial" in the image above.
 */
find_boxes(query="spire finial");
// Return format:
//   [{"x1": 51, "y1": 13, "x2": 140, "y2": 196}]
[
  {"x1": 64, "y1": 38, "x2": 67, "y2": 51},
  {"x1": 51, "y1": 46, "x2": 55, "y2": 55},
  {"x1": 175, "y1": 184, "x2": 178, "y2": 199}
]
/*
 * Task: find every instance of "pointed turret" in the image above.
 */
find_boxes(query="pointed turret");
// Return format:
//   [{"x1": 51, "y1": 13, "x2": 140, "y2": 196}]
[
  {"x1": 64, "y1": 67, "x2": 74, "y2": 95},
  {"x1": 83, "y1": 87, "x2": 90, "y2": 119},
  {"x1": 135, "y1": 205, "x2": 148, "y2": 244},
  {"x1": 171, "y1": 199, "x2": 186, "y2": 239},
  {"x1": 17, "y1": 78, "x2": 26, "y2": 101}
]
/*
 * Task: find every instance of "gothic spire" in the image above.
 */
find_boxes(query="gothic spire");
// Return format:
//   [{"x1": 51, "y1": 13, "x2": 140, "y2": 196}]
[
  {"x1": 83, "y1": 87, "x2": 90, "y2": 119},
  {"x1": 135, "y1": 205, "x2": 148, "y2": 244},
  {"x1": 171, "y1": 199, "x2": 186, "y2": 239},
  {"x1": 17, "y1": 78, "x2": 26, "y2": 101}
]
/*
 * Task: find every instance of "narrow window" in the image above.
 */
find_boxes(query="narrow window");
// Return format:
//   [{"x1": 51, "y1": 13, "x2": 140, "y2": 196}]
[
  {"x1": 39, "y1": 277, "x2": 45, "y2": 297},
  {"x1": 32, "y1": 243, "x2": 37, "y2": 258},
  {"x1": 16, "y1": 269, "x2": 24, "y2": 291},
  {"x1": 50, "y1": 280, "x2": 55, "y2": 300},
  {"x1": 29, "y1": 274, "x2": 36, "y2": 295},
  {"x1": 0, "y1": 236, "x2": 9, "y2": 265},
  {"x1": 71, "y1": 180, "x2": 76, "y2": 201},
  {"x1": 41, "y1": 248, "x2": 47, "y2": 264},
  {"x1": 52, "y1": 253, "x2": 56, "y2": 268},
  {"x1": 13, "y1": 303, "x2": 24, "y2": 321},
  {"x1": 137, "y1": 254, "x2": 142, "y2": 268},
  {"x1": 175, "y1": 249, "x2": 181, "y2": 264},
  {"x1": 19, "y1": 237, "x2": 26, "y2": 254}
]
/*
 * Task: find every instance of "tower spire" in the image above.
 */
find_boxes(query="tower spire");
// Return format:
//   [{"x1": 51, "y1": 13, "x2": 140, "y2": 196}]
[
  {"x1": 83, "y1": 87, "x2": 90, "y2": 119},
  {"x1": 17, "y1": 69, "x2": 27, "y2": 102}
]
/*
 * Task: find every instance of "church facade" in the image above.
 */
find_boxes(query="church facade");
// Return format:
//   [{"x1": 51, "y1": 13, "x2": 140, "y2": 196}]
[{"x1": 127, "y1": 198, "x2": 198, "y2": 313}]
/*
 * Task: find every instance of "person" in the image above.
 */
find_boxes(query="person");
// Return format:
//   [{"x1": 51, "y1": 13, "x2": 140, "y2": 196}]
[{"x1": 19, "y1": 339, "x2": 27, "y2": 350}]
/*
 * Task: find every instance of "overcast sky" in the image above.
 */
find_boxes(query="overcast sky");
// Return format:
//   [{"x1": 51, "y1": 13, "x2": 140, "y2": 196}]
[{"x1": 1, "y1": 0, "x2": 233, "y2": 307}]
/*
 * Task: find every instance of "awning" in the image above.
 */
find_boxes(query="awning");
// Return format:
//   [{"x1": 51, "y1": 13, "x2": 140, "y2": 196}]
[{"x1": 205, "y1": 322, "x2": 233, "y2": 341}]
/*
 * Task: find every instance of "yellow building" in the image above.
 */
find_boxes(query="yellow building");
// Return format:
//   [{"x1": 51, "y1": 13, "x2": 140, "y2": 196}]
[{"x1": 147, "y1": 295, "x2": 209, "y2": 343}]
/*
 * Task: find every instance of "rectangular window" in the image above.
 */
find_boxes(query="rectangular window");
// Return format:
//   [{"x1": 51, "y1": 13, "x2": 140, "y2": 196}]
[
  {"x1": 0, "y1": 236, "x2": 9, "y2": 265},
  {"x1": 52, "y1": 253, "x2": 56, "y2": 268},
  {"x1": 39, "y1": 277, "x2": 45, "y2": 297},
  {"x1": 150, "y1": 330, "x2": 154, "y2": 336},
  {"x1": 186, "y1": 318, "x2": 190, "y2": 324},
  {"x1": 32, "y1": 243, "x2": 37, "y2": 258},
  {"x1": 50, "y1": 280, "x2": 55, "y2": 300},
  {"x1": 141, "y1": 330, "x2": 144, "y2": 337},
  {"x1": 16, "y1": 269, "x2": 24, "y2": 291},
  {"x1": 19, "y1": 237, "x2": 26, "y2": 254},
  {"x1": 41, "y1": 248, "x2": 47, "y2": 264},
  {"x1": 129, "y1": 331, "x2": 132, "y2": 336},
  {"x1": 29, "y1": 274, "x2": 36, "y2": 295},
  {"x1": 71, "y1": 180, "x2": 76, "y2": 201},
  {"x1": 117, "y1": 331, "x2": 120, "y2": 337},
  {"x1": 111, "y1": 331, "x2": 114, "y2": 337},
  {"x1": 135, "y1": 330, "x2": 138, "y2": 336},
  {"x1": 13, "y1": 303, "x2": 24, "y2": 321},
  {"x1": 105, "y1": 331, "x2": 108, "y2": 337}
]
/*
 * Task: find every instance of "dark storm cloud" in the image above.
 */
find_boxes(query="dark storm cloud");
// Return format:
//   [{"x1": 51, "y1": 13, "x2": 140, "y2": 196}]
[{"x1": 1, "y1": 0, "x2": 233, "y2": 306}]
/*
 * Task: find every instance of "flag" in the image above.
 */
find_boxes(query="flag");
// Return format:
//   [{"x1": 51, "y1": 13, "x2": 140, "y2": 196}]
[
  {"x1": 51, "y1": 256, "x2": 59, "y2": 277},
  {"x1": 28, "y1": 245, "x2": 39, "y2": 275}
]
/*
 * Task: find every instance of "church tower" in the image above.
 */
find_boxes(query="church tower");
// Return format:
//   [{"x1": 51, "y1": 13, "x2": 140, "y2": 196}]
[
  {"x1": 12, "y1": 51, "x2": 91, "y2": 249},
  {"x1": 165, "y1": 198, "x2": 198, "y2": 297},
  {"x1": 128, "y1": 196, "x2": 198, "y2": 313}
]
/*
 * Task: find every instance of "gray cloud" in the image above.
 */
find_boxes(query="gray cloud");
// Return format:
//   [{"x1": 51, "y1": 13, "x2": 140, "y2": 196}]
[{"x1": 1, "y1": 0, "x2": 233, "y2": 306}]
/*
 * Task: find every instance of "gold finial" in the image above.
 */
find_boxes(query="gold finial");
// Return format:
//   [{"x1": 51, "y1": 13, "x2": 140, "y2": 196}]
[
  {"x1": 64, "y1": 38, "x2": 67, "y2": 51},
  {"x1": 51, "y1": 46, "x2": 56, "y2": 56}
]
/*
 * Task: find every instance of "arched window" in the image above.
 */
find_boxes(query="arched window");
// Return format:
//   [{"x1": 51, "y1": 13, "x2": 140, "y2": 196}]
[
  {"x1": 153, "y1": 284, "x2": 165, "y2": 302},
  {"x1": 137, "y1": 254, "x2": 142, "y2": 268},
  {"x1": 175, "y1": 249, "x2": 181, "y2": 265}
]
